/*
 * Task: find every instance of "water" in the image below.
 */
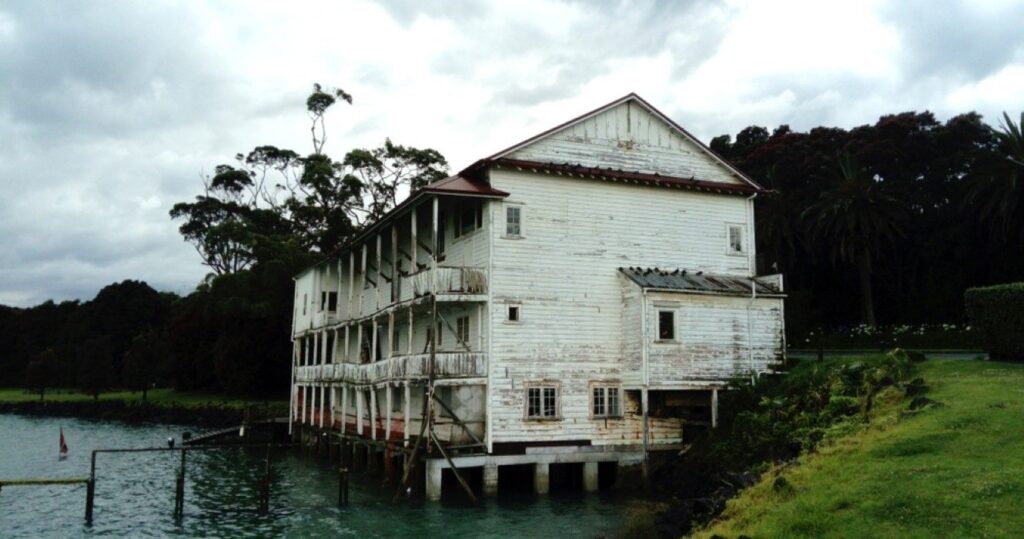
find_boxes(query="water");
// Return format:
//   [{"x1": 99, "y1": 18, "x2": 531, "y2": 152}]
[{"x1": 0, "y1": 415, "x2": 626, "y2": 537}]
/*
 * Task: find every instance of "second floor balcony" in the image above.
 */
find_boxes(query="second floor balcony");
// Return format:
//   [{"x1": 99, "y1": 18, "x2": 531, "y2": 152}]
[
  {"x1": 314, "y1": 265, "x2": 486, "y2": 325},
  {"x1": 295, "y1": 351, "x2": 487, "y2": 386}
]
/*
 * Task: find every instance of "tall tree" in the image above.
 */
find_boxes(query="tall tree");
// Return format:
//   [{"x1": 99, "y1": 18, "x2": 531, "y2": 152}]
[
  {"x1": 968, "y1": 111, "x2": 1024, "y2": 247},
  {"x1": 24, "y1": 349, "x2": 58, "y2": 401},
  {"x1": 803, "y1": 154, "x2": 907, "y2": 326}
]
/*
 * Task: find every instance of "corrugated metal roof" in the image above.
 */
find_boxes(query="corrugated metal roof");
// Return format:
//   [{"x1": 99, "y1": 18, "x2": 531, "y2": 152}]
[{"x1": 619, "y1": 267, "x2": 783, "y2": 296}]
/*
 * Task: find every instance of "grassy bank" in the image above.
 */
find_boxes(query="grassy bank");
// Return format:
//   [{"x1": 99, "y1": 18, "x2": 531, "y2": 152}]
[
  {"x1": 696, "y1": 358, "x2": 1024, "y2": 537},
  {"x1": 0, "y1": 388, "x2": 289, "y2": 417}
]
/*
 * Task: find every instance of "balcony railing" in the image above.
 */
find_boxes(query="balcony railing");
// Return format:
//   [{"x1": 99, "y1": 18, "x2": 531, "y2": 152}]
[
  {"x1": 399, "y1": 266, "x2": 486, "y2": 303},
  {"x1": 295, "y1": 351, "x2": 487, "y2": 385}
]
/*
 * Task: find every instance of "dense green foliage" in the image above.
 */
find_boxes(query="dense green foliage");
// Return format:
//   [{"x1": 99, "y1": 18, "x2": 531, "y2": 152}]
[
  {"x1": 713, "y1": 111, "x2": 1024, "y2": 337},
  {"x1": 697, "y1": 358, "x2": 1024, "y2": 538},
  {"x1": 636, "y1": 351, "x2": 924, "y2": 537},
  {"x1": 707, "y1": 350, "x2": 919, "y2": 471},
  {"x1": 965, "y1": 282, "x2": 1024, "y2": 360}
]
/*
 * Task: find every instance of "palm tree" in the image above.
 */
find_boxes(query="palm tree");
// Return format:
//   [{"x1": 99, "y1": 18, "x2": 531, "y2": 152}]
[
  {"x1": 803, "y1": 154, "x2": 906, "y2": 326},
  {"x1": 967, "y1": 111, "x2": 1024, "y2": 246}
]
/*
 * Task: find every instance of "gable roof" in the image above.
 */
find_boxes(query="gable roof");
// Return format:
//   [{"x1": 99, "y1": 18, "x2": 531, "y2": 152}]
[{"x1": 472, "y1": 93, "x2": 764, "y2": 191}]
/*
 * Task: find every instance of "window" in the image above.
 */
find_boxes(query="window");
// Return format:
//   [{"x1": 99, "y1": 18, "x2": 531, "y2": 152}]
[
  {"x1": 507, "y1": 304, "x2": 521, "y2": 322},
  {"x1": 526, "y1": 385, "x2": 558, "y2": 419},
  {"x1": 327, "y1": 291, "x2": 338, "y2": 312},
  {"x1": 658, "y1": 310, "x2": 675, "y2": 341},
  {"x1": 392, "y1": 389, "x2": 404, "y2": 414},
  {"x1": 427, "y1": 321, "x2": 443, "y2": 349},
  {"x1": 456, "y1": 316, "x2": 470, "y2": 345},
  {"x1": 392, "y1": 326, "x2": 401, "y2": 352},
  {"x1": 728, "y1": 224, "x2": 745, "y2": 254},
  {"x1": 302, "y1": 293, "x2": 307, "y2": 315},
  {"x1": 437, "y1": 386, "x2": 454, "y2": 417},
  {"x1": 506, "y1": 206, "x2": 522, "y2": 237},
  {"x1": 592, "y1": 385, "x2": 622, "y2": 418},
  {"x1": 455, "y1": 203, "x2": 483, "y2": 238},
  {"x1": 320, "y1": 291, "x2": 327, "y2": 311}
]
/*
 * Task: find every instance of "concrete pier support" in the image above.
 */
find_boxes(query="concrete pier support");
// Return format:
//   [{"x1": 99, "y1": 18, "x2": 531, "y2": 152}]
[
  {"x1": 483, "y1": 463, "x2": 499, "y2": 497},
  {"x1": 583, "y1": 462, "x2": 599, "y2": 492},
  {"x1": 426, "y1": 459, "x2": 443, "y2": 501},
  {"x1": 534, "y1": 463, "x2": 550, "y2": 495}
]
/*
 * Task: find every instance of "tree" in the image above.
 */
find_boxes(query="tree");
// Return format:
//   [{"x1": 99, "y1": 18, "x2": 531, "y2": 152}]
[
  {"x1": 803, "y1": 154, "x2": 907, "y2": 326},
  {"x1": 123, "y1": 331, "x2": 162, "y2": 401},
  {"x1": 77, "y1": 338, "x2": 116, "y2": 401},
  {"x1": 24, "y1": 349, "x2": 58, "y2": 401},
  {"x1": 967, "y1": 111, "x2": 1024, "y2": 247}
]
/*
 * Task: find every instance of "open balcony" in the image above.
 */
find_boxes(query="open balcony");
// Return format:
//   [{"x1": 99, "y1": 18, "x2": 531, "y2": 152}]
[{"x1": 295, "y1": 351, "x2": 487, "y2": 386}]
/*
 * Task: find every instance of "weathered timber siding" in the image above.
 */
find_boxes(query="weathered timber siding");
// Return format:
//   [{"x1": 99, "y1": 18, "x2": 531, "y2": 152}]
[
  {"x1": 485, "y1": 168, "x2": 754, "y2": 446},
  {"x1": 632, "y1": 289, "x2": 784, "y2": 387},
  {"x1": 508, "y1": 100, "x2": 743, "y2": 185}
]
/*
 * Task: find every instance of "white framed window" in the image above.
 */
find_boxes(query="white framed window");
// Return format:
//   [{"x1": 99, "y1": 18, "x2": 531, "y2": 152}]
[
  {"x1": 591, "y1": 384, "x2": 622, "y2": 418},
  {"x1": 505, "y1": 205, "x2": 523, "y2": 237},
  {"x1": 525, "y1": 384, "x2": 559, "y2": 419},
  {"x1": 456, "y1": 315, "x2": 470, "y2": 345},
  {"x1": 506, "y1": 304, "x2": 521, "y2": 323},
  {"x1": 657, "y1": 310, "x2": 676, "y2": 341},
  {"x1": 727, "y1": 223, "x2": 746, "y2": 255}
]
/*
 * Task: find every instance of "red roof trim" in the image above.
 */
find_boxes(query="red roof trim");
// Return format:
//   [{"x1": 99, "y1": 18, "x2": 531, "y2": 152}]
[
  {"x1": 477, "y1": 92, "x2": 764, "y2": 191},
  {"x1": 492, "y1": 158, "x2": 762, "y2": 196}
]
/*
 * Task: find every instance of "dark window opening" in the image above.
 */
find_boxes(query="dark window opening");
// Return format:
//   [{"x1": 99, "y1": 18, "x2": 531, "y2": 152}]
[
  {"x1": 327, "y1": 291, "x2": 338, "y2": 312},
  {"x1": 658, "y1": 310, "x2": 675, "y2": 340},
  {"x1": 456, "y1": 316, "x2": 470, "y2": 345},
  {"x1": 507, "y1": 305, "x2": 520, "y2": 322}
]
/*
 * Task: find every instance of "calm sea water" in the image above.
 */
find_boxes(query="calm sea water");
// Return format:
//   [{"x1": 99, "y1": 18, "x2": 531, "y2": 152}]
[{"x1": 0, "y1": 414, "x2": 625, "y2": 538}]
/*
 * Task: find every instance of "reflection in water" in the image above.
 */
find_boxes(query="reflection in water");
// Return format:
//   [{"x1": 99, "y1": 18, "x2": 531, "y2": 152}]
[{"x1": 0, "y1": 415, "x2": 624, "y2": 537}]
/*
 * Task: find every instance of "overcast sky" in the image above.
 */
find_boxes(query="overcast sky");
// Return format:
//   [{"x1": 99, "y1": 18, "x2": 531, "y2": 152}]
[{"x1": 1, "y1": 0, "x2": 1023, "y2": 307}]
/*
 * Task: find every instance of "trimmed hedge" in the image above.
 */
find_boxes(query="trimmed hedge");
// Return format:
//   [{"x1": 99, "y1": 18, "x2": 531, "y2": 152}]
[{"x1": 965, "y1": 282, "x2": 1024, "y2": 360}]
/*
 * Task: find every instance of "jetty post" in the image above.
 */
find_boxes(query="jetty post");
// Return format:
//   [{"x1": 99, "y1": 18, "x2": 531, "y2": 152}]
[
  {"x1": 173, "y1": 449, "x2": 186, "y2": 518},
  {"x1": 338, "y1": 467, "x2": 349, "y2": 506}
]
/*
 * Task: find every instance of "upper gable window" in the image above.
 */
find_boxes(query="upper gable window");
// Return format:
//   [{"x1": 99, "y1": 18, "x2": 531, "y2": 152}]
[
  {"x1": 505, "y1": 205, "x2": 523, "y2": 238},
  {"x1": 728, "y1": 224, "x2": 745, "y2": 255}
]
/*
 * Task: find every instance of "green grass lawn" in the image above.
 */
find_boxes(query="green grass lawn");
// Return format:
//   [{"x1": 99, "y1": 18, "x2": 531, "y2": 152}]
[
  {"x1": 0, "y1": 387, "x2": 288, "y2": 414},
  {"x1": 696, "y1": 358, "x2": 1024, "y2": 538}
]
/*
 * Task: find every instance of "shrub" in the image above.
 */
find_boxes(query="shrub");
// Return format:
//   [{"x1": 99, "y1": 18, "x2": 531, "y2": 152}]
[{"x1": 965, "y1": 283, "x2": 1024, "y2": 360}]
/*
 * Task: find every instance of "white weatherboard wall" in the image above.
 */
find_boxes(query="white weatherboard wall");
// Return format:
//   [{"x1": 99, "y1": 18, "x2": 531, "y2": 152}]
[
  {"x1": 626, "y1": 290, "x2": 784, "y2": 387},
  {"x1": 507, "y1": 99, "x2": 744, "y2": 185},
  {"x1": 486, "y1": 167, "x2": 754, "y2": 445}
]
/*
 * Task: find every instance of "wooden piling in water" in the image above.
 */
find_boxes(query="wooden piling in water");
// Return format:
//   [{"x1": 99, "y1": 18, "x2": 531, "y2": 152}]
[
  {"x1": 258, "y1": 445, "x2": 271, "y2": 514},
  {"x1": 173, "y1": 449, "x2": 186, "y2": 518},
  {"x1": 338, "y1": 468, "x2": 349, "y2": 506}
]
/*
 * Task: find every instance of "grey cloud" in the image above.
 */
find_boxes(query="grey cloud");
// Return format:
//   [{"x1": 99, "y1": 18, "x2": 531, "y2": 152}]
[{"x1": 879, "y1": 0, "x2": 1024, "y2": 81}]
